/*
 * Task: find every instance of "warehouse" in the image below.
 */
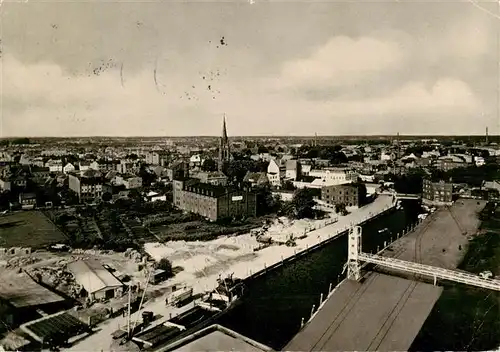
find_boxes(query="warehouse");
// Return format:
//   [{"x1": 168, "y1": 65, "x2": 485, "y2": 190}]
[
  {"x1": 0, "y1": 272, "x2": 68, "y2": 330},
  {"x1": 67, "y1": 259, "x2": 124, "y2": 302}
]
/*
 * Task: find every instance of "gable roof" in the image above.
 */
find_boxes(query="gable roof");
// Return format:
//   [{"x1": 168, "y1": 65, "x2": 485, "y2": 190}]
[
  {"x1": 286, "y1": 160, "x2": 298, "y2": 170},
  {"x1": 67, "y1": 259, "x2": 123, "y2": 294}
]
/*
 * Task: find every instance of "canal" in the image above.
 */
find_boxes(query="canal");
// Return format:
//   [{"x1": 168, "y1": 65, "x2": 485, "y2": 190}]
[{"x1": 217, "y1": 200, "x2": 421, "y2": 350}]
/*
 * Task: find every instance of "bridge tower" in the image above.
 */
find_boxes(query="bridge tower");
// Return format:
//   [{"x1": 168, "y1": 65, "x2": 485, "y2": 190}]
[{"x1": 347, "y1": 226, "x2": 362, "y2": 281}]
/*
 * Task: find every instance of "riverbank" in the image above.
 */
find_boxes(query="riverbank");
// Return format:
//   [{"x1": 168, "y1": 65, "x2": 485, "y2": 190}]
[{"x1": 411, "y1": 200, "x2": 500, "y2": 351}]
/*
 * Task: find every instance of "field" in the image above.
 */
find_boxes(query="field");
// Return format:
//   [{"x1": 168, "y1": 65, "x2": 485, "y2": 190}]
[{"x1": 0, "y1": 211, "x2": 67, "y2": 248}]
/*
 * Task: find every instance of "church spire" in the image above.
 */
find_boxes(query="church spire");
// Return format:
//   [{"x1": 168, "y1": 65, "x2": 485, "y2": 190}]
[
  {"x1": 218, "y1": 114, "x2": 230, "y2": 173},
  {"x1": 222, "y1": 113, "x2": 228, "y2": 142}
]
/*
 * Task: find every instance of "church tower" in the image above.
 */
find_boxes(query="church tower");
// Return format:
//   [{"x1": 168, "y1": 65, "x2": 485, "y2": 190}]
[{"x1": 218, "y1": 114, "x2": 230, "y2": 172}]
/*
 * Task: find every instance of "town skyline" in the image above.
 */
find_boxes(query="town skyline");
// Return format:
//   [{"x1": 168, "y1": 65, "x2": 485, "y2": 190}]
[{"x1": 2, "y1": 0, "x2": 499, "y2": 137}]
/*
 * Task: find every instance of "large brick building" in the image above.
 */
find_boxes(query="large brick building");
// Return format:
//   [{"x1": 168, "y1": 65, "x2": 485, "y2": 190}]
[
  {"x1": 173, "y1": 178, "x2": 257, "y2": 221},
  {"x1": 422, "y1": 179, "x2": 453, "y2": 205},
  {"x1": 321, "y1": 183, "x2": 367, "y2": 207}
]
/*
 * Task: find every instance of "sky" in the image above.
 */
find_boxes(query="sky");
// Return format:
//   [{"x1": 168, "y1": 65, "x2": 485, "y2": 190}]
[{"x1": 1, "y1": 0, "x2": 499, "y2": 137}]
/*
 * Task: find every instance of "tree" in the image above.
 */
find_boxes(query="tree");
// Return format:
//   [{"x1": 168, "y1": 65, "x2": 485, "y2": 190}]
[
  {"x1": 102, "y1": 192, "x2": 112, "y2": 202},
  {"x1": 290, "y1": 188, "x2": 316, "y2": 219},
  {"x1": 257, "y1": 145, "x2": 269, "y2": 154},
  {"x1": 282, "y1": 180, "x2": 295, "y2": 191},
  {"x1": 156, "y1": 258, "x2": 174, "y2": 278},
  {"x1": 139, "y1": 165, "x2": 156, "y2": 187},
  {"x1": 201, "y1": 158, "x2": 218, "y2": 172},
  {"x1": 335, "y1": 203, "x2": 348, "y2": 216},
  {"x1": 255, "y1": 185, "x2": 282, "y2": 215}
]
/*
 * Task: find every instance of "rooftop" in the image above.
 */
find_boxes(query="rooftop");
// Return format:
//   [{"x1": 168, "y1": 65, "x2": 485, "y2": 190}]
[
  {"x1": 67, "y1": 259, "x2": 123, "y2": 294},
  {"x1": 0, "y1": 272, "x2": 65, "y2": 308},
  {"x1": 184, "y1": 182, "x2": 236, "y2": 198},
  {"x1": 21, "y1": 311, "x2": 89, "y2": 344},
  {"x1": 158, "y1": 324, "x2": 274, "y2": 352}
]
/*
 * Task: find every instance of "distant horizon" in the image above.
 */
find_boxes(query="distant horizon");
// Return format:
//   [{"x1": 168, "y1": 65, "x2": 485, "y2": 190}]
[{"x1": 1, "y1": 133, "x2": 496, "y2": 140}]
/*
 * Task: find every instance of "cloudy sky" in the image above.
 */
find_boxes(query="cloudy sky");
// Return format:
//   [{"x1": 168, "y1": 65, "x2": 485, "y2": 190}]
[{"x1": 1, "y1": 0, "x2": 499, "y2": 137}]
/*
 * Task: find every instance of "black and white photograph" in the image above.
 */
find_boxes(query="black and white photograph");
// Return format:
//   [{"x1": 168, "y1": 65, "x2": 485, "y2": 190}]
[{"x1": 0, "y1": 0, "x2": 500, "y2": 351}]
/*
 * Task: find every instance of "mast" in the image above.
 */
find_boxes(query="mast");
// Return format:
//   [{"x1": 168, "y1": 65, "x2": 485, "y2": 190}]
[{"x1": 127, "y1": 286, "x2": 131, "y2": 338}]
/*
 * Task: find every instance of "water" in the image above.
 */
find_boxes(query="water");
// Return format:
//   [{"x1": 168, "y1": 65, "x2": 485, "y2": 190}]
[{"x1": 218, "y1": 200, "x2": 421, "y2": 349}]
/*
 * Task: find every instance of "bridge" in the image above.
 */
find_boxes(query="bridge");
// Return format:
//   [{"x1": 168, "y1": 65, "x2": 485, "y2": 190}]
[
  {"x1": 379, "y1": 192, "x2": 421, "y2": 200},
  {"x1": 346, "y1": 226, "x2": 500, "y2": 291},
  {"x1": 395, "y1": 193, "x2": 421, "y2": 200}
]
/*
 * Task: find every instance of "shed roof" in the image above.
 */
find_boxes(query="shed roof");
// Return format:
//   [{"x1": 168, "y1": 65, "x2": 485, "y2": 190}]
[
  {"x1": 21, "y1": 311, "x2": 89, "y2": 344},
  {"x1": 0, "y1": 272, "x2": 65, "y2": 308},
  {"x1": 67, "y1": 259, "x2": 123, "y2": 294}
]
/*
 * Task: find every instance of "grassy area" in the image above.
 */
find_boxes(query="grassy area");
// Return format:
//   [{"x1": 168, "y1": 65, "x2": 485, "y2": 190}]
[{"x1": 0, "y1": 211, "x2": 67, "y2": 248}]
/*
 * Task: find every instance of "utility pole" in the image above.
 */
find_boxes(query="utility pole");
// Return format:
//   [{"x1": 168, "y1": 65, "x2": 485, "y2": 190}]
[{"x1": 127, "y1": 286, "x2": 131, "y2": 339}]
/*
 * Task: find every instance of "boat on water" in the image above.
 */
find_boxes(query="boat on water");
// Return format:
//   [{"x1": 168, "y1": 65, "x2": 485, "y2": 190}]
[{"x1": 130, "y1": 274, "x2": 245, "y2": 350}]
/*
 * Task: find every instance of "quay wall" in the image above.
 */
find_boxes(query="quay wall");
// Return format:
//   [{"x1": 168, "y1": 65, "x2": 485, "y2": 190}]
[{"x1": 242, "y1": 196, "x2": 398, "y2": 283}]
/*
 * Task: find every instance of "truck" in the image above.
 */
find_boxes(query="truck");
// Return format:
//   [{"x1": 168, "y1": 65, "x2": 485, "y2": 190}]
[{"x1": 165, "y1": 286, "x2": 193, "y2": 307}]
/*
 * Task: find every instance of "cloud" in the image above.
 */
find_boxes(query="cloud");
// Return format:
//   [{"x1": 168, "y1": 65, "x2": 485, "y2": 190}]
[
  {"x1": 274, "y1": 36, "x2": 405, "y2": 90},
  {"x1": 1, "y1": 54, "x2": 225, "y2": 137}
]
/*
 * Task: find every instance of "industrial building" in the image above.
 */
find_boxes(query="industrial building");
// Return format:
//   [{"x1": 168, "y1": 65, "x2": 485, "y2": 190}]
[
  {"x1": 67, "y1": 259, "x2": 124, "y2": 302},
  {"x1": 422, "y1": 179, "x2": 453, "y2": 205},
  {"x1": 173, "y1": 178, "x2": 257, "y2": 222},
  {"x1": 321, "y1": 183, "x2": 367, "y2": 207},
  {"x1": 0, "y1": 272, "x2": 68, "y2": 330}
]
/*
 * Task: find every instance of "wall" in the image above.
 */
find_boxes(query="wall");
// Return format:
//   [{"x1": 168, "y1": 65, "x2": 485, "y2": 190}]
[
  {"x1": 68, "y1": 174, "x2": 81, "y2": 198},
  {"x1": 218, "y1": 191, "x2": 257, "y2": 220}
]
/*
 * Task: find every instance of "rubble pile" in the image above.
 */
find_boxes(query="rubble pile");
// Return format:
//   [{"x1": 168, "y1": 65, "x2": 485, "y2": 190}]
[
  {"x1": 6, "y1": 256, "x2": 41, "y2": 268},
  {"x1": 28, "y1": 266, "x2": 81, "y2": 298},
  {"x1": 71, "y1": 248, "x2": 115, "y2": 256},
  {"x1": 123, "y1": 248, "x2": 143, "y2": 262}
]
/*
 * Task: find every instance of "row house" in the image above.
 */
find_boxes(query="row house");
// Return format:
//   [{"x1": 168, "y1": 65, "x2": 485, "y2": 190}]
[
  {"x1": 191, "y1": 171, "x2": 228, "y2": 187},
  {"x1": 89, "y1": 160, "x2": 119, "y2": 172},
  {"x1": 122, "y1": 176, "x2": 142, "y2": 189},
  {"x1": 45, "y1": 160, "x2": 63, "y2": 173},
  {"x1": 308, "y1": 167, "x2": 358, "y2": 186},
  {"x1": 68, "y1": 170, "x2": 104, "y2": 203},
  {"x1": 435, "y1": 158, "x2": 467, "y2": 172},
  {"x1": 117, "y1": 160, "x2": 140, "y2": 174},
  {"x1": 285, "y1": 160, "x2": 301, "y2": 181},
  {"x1": 267, "y1": 159, "x2": 286, "y2": 187},
  {"x1": 30, "y1": 166, "x2": 50, "y2": 183},
  {"x1": 422, "y1": 179, "x2": 453, "y2": 205},
  {"x1": 64, "y1": 163, "x2": 76, "y2": 174},
  {"x1": 79, "y1": 161, "x2": 91, "y2": 172},
  {"x1": 146, "y1": 151, "x2": 170, "y2": 166},
  {"x1": 243, "y1": 172, "x2": 269, "y2": 188},
  {"x1": 189, "y1": 154, "x2": 204, "y2": 169}
]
